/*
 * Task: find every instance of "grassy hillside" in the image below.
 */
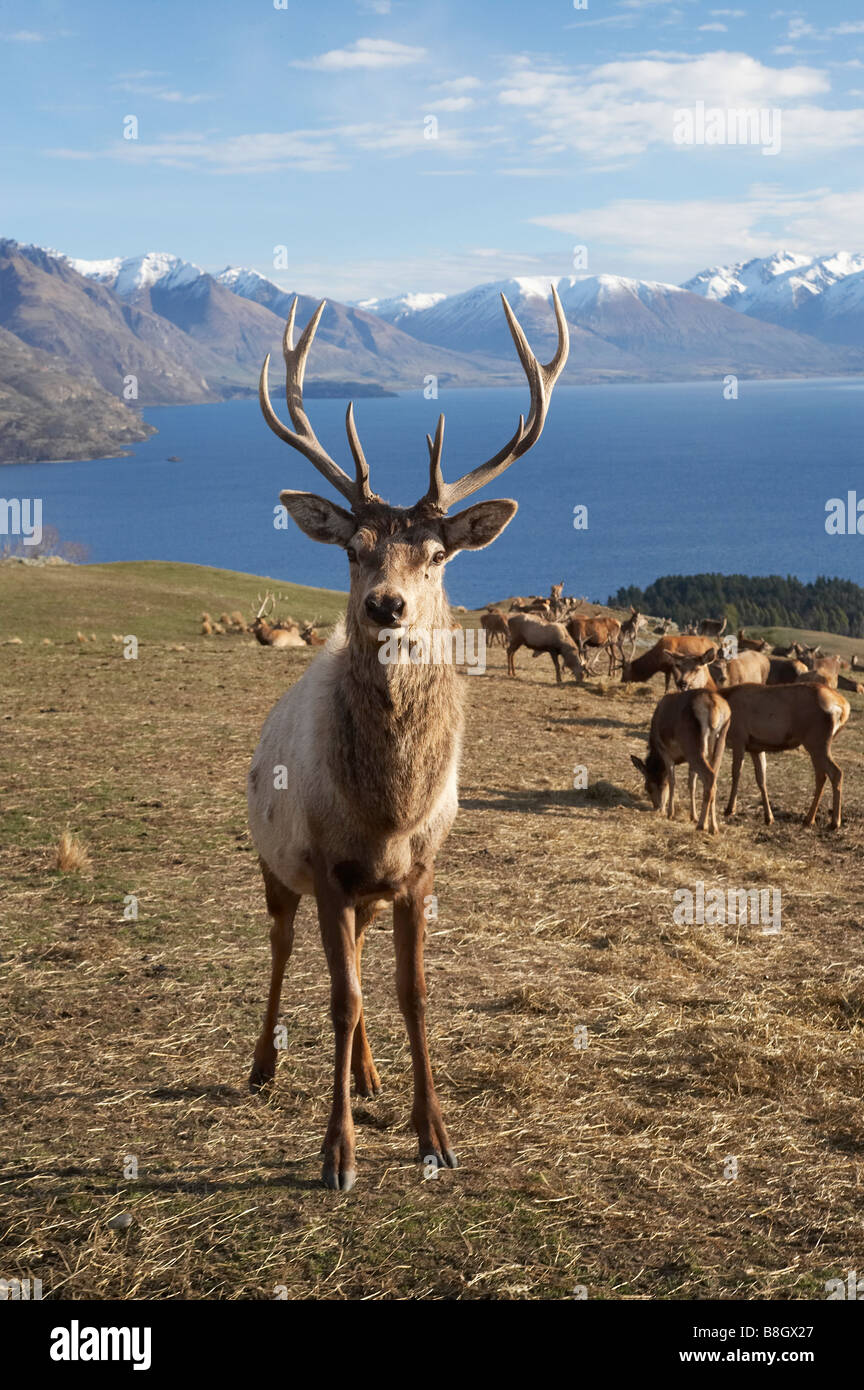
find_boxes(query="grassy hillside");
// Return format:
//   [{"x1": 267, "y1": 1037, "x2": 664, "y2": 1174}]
[
  {"x1": 1, "y1": 563, "x2": 863, "y2": 1300},
  {"x1": 0, "y1": 560, "x2": 348, "y2": 644}
]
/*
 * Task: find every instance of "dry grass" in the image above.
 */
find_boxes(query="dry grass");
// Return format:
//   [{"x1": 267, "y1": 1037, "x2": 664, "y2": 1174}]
[
  {"x1": 1, "y1": 571, "x2": 864, "y2": 1300},
  {"x1": 53, "y1": 830, "x2": 91, "y2": 874}
]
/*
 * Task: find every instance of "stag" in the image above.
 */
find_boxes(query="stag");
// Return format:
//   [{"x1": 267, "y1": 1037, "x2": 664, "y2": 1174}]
[{"x1": 247, "y1": 290, "x2": 569, "y2": 1189}]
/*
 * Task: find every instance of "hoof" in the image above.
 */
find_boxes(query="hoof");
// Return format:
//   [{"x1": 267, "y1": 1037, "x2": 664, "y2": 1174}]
[
  {"x1": 248, "y1": 1059, "x2": 275, "y2": 1094},
  {"x1": 419, "y1": 1147, "x2": 458, "y2": 1171},
  {"x1": 321, "y1": 1164, "x2": 356, "y2": 1192}
]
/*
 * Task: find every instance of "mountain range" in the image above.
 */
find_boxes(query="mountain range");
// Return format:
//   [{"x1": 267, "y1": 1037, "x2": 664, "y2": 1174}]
[{"x1": 1, "y1": 239, "x2": 863, "y2": 463}]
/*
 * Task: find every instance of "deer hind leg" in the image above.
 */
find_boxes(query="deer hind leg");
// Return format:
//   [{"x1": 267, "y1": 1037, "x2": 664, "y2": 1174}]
[
  {"x1": 394, "y1": 864, "x2": 456, "y2": 1171},
  {"x1": 552, "y1": 652, "x2": 562, "y2": 683},
  {"x1": 706, "y1": 721, "x2": 729, "y2": 835},
  {"x1": 751, "y1": 751, "x2": 773, "y2": 825},
  {"x1": 506, "y1": 639, "x2": 519, "y2": 676},
  {"x1": 314, "y1": 862, "x2": 362, "y2": 1191},
  {"x1": 688, "y1": 766, "x2": 698, "y2": 822},
  {"x1": 249, "y1": 861, "x2": 300, "y2": 1093},
  {"x1": 351, "y1": 904, "x2": 382, "y2": 1097}
]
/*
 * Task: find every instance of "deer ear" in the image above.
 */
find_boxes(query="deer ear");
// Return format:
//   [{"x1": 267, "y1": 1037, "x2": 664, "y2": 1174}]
[
  {"x1": 631, "y1": 754, "x2": 646, "y2": 775},
  {"x1": 279, "y1": 491, "x2": 356, "y2": 547},
  {"x1": 440, "y1": 499, "x2": 517, "y2": 554}
]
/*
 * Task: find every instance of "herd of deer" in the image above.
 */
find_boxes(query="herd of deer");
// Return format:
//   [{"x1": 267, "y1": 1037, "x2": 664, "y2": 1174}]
[
  {"x1": 240, "y1": 289, "x2": 857, "y2": 1191},
  {"x1": 201, "y1": 595, "x2": 324, "y2": 647}
]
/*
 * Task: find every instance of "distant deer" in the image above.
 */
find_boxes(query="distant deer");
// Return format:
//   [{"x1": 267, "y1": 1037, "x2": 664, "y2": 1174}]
[
  {"x1": 699, "y1": 616, "x2": 727, "y2": 639},
  {"x1": 251, "y1": 594, "x2": 305, "y2": 648},
  {"x1": 668, "y1": 648, "x2": 770, "y2": 691},
  {"x1": 622, "y1": 635, "x2": 717, "y2": 692},
  {"x1": 566, "y1": 615, "x2": 622, "y2": 675},
  {"x1": 549, "y1": 581, "x2": 565, "y2": 617},
  {"x1": 619, "y1": 606, "x2": 646, "y2": 659},
  {"x1": 247, "y1": 289, "x2": 569, "y2": 1189},
  {"x1": 737, "y1": 629, "x2": 767, "y2": 652},
  {"x1": 480, "y1": 610, "x2": 510, "y2": 647},
  {"x1": 631, "y1": 689, "x2": 731, "y2": 834},
  {"x1": 506, "y1": 614, "x2": 585, "y2": 683},
  {"x1": 721, "y1": 683, "x2": 850, "y2": 829}
]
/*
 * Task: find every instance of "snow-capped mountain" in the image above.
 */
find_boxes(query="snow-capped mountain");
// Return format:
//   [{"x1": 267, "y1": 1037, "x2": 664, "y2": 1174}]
[
  {"x1": 683, "y1": 251, "x2": 864, "y2": 345},
  {"x1": 353, "y1": 272, "x2": 858, "y2": 377},
  {"x1": 355, "y1": 291, "x2": 446, "y2": 324},
  {"x1": 67, "y1": 251, "x2": 205, "y2": 303}
]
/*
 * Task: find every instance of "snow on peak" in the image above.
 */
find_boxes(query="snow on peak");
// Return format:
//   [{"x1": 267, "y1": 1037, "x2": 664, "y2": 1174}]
[
  {"x1": 216, "y1": 265, "x2": 274, "y2": 295},
  {"x1": 69, "y1": 251, "x2": 205, "y2": 299},
  {"x1": 683, "y1": 250, "x2": 864, "y2": 313},
  {"x1": 357, "y1": 291, "x2": 447, "y2": 320}
]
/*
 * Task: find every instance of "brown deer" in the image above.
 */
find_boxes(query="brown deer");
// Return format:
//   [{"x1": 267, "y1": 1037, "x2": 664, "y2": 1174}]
[
  {"x1": 506, "y1": 613, "x2": 585, "y2": 683},
  {"x1": 699, "y1": 616, "x2": 727, "y2": 639},
  {"x1": 619, "y1": 606, "x2": 646, "y2": 658},
  {"x1": 767, "y1": 656, "x2": 809, "y2": 684},
  {"x1": 251, "y1": 594, "x2": 305, "y2": 648},
  {"x1": 566, "y1": 615, "x2": 622, "y2": 675},
  {"x1": 630, "y1": 689, "x2": 731, "y2": 834},
  {"x1": 669, "y1": 648, "x2": 770, "y2": 691},
  {"x1": 480, "y1": 609, "x2": 510, "y2": 647},
  {"x1": 721, "y1": 683, "x2": 850, "y2": 829},
  {"x1": 247, "y1": 289, "x2": 569, "y2": 1190},
  {"x1": 622, "y1": 635, "x2": 717, "y2": 692},
  {"x1": 737, "y1": 629, "x2": 767, "y2": 652},
  {"x1": 549, "y1": 580, "x2": 565, "y2": 617}
]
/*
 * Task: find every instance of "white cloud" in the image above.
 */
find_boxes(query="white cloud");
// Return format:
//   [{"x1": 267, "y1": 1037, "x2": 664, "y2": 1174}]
[
  {"x1": 699, "y1": 24, "x2": 728, "y2": 32},
  {"x1": 529, "y1": 187, "x2": 864, "y2": 278},
  {"x1": 436, "y1": 76, "x2": 482, "y2": 92},
  {"x1": 114, "y1": 81, "x2": 212, "y2": 104},
  {"x1": 292, "y1": 38, "x2": 425, "y2": 71},
  {"x1": 428, "y1": 96, "x2": 475, "y2": 111},
  {"x1": 1, "y1": 30, "x2": 46, "y2": 41},
  {"x1": 497, "y1": 51, "x2": 848, "y2": 161}
]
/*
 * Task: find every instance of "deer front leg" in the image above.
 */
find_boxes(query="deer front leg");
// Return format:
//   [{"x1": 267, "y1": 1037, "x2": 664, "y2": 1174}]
[
  {"x1": 351, "y1": 905, "x2": 382, "y2": 1098},
  {"x1": 725, "y1": 746, "x2": 744, "y2": 818},
  {"x1": 249, "y1": 863, "x2": 300, "y2": 1092},
  {"x1": 394, "y1": 865, "x2": 457, "y2": 1171},
  {"x1": 314, "y1": 865, "x2": 362, "y2": 1191}
]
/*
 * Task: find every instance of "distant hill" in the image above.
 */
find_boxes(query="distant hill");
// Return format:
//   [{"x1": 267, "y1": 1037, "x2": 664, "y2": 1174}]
[
  {"x1": 0, "y1": 324, "x2": 154, "y2": 463},
  {"x1": 611, "y1": 572, "x2": 864, "y2": 638}
]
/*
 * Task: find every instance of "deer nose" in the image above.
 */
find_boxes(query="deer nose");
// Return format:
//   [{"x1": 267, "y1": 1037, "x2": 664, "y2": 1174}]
[{"x1": 365, "y1": 593, "x2": 405, "y2": 626}]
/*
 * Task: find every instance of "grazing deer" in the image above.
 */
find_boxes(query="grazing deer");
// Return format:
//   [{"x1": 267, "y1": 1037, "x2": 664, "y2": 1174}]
[
  {"x1": 480, "y1": 609, "x2": 510, "y2": 647},
  {"x1": 566, "y1": 615, "x2": 622, "y2": 675},
  {"x1": 722, "y1": 683, "x2": 850, "y2": 829},
  {"x1": 620, "y1": 606, "x2": 646, "y2": 658},
  {"x1": 699, "y1": 616, "x2": 727, "y2": 639},
  {"x1": 247, "y1": 289, "x2": 569, "y2": 1189},
  {"x1": 631, "y1": 689, "x2": 731, "y2": 834},
  {"x1": 506, "y1": 614, "x2": 585, "y2": 683},
  {"x1": 622, "y1": 635, "x2": 717, "y2": 692}
]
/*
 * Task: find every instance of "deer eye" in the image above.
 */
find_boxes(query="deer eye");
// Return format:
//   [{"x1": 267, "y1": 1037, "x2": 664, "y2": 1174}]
[
  {"x1": 346, "y1": 548, "x2": 358, "y2": 564},
  {"x1": 430, "y1": 550, "x2": 446, "y2": 565}
]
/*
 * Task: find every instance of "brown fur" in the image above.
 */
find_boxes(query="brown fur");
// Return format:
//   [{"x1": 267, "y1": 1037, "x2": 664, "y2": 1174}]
[{"x1": 622, "y1": 635, "x2": 717, "y2": 692}]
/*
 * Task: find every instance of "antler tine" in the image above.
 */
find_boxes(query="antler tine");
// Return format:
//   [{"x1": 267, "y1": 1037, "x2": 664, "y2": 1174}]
[
  {"x1": 424, "y1": 414, "x2": 446, "y2": 499},
  {"x1": 345, "y1": 402, "x2": 374, "y2": 504},
  {"x1": 259, "y1": 297, "x2": 373, "y2": 509},
  {"x1": 422, "y1": 285, "x2": 569, "y2": 512}
]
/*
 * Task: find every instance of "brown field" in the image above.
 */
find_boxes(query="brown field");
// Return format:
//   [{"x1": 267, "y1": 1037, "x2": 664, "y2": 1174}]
[{"x1": 1, "y1": 562, "x2": 863, "y2": 1300}]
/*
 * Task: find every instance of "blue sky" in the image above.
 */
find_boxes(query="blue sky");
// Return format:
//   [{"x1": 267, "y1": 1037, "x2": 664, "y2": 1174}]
[{"x1": 2, "y1": 0, "x2": 864, "y2": 298}]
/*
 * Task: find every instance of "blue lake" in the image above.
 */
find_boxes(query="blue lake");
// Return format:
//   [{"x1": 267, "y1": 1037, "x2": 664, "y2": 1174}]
[{"x1": 5, "y1": 378, "x2": 864, "y2": 607}]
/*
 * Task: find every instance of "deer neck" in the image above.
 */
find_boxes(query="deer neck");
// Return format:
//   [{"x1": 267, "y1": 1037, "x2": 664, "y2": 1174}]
[{"x1": 331, "y1": 601, "x2": 463, "y2": 832}]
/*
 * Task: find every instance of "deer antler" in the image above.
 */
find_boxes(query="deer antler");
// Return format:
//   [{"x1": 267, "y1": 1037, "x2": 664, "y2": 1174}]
[
  {"x1": 255, "y1": 592, "x2": 273, "y2": 620},
  {"x1": 420, "y1": 285, "x2": 569, "y2": 512},
  {"x1": 259, "y1": 299, "x2": 376, "y2": 510},
  {"x1": 422, "y1": 284, "x2": 572, "y2": 514}
]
